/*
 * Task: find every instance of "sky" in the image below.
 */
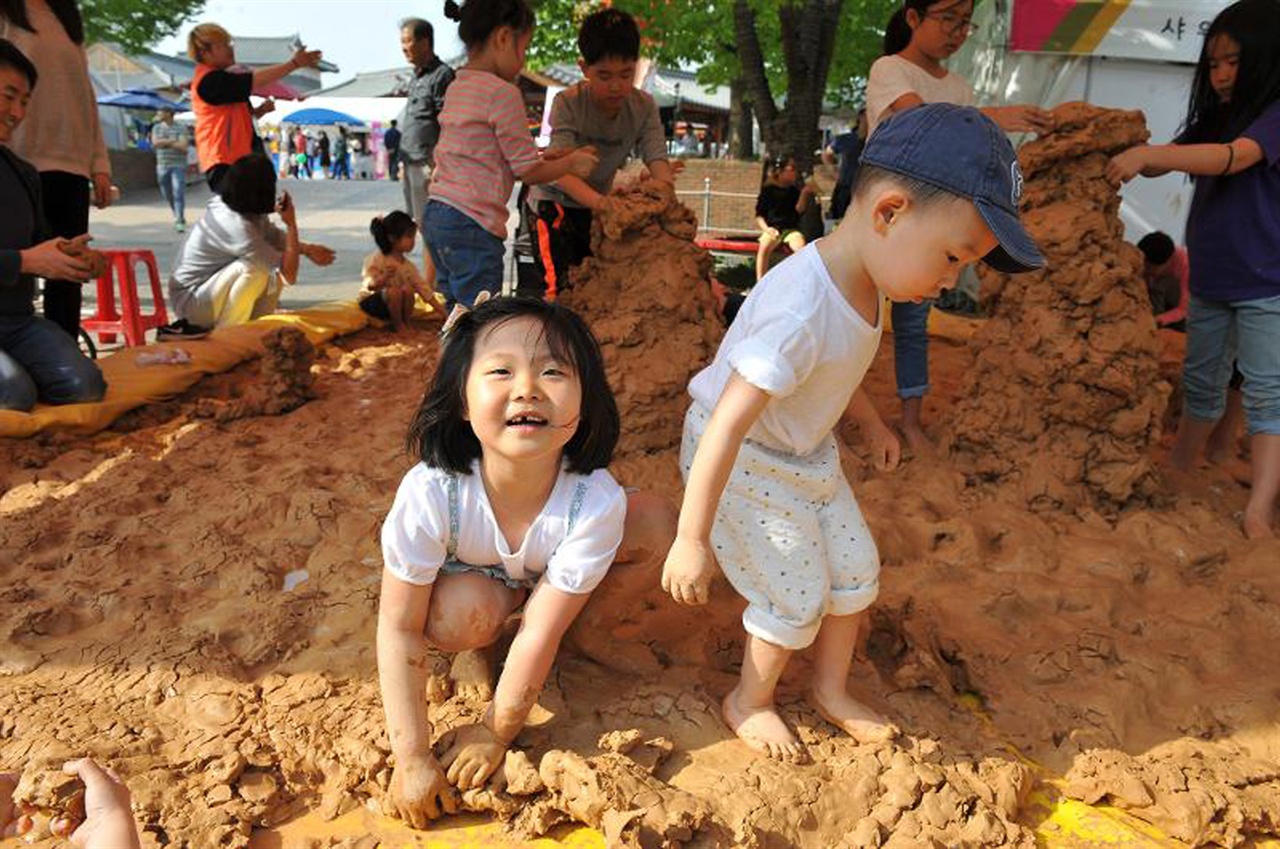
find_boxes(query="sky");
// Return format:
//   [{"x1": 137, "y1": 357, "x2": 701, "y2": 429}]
[{"x1": 153, "y1": 1, "x2": 466, "y2": 83}]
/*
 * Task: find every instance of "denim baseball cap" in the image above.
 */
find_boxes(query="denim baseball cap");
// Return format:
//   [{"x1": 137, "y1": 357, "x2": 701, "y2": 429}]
[{"x1": 860, "y1": 103, "x2": 1044, "y2": 273}]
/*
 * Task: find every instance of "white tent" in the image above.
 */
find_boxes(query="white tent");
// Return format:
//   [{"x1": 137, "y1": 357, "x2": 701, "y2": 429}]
[{"x1": 952, "y1": 0, "x2": 1232, "y2": 244}]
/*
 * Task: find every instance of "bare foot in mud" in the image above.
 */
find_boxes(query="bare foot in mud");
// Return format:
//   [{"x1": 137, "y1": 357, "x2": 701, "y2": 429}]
[
  {"x1": 721, "y1": 688, "x2": 808, "y2": 763},
  {"x1": 899, "y1": 422, "x2": 935, "y2": 460},
  {"x1": 809, "y1": 688, "x2": 899, "y2": 745},
  {"x1": 450, "y1": 649, "x2": 495, "y2": 703},
  {"x1": 1242, "y1": 509, "x2": 1275, "y2": 541}
]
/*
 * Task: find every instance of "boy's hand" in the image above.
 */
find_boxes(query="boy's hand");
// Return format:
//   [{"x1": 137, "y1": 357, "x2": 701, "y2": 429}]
[
  {"x1": 566, "y1": 146, "x2": 599, "y2": 180},
  {"x1": 1106, "y1": 146, "x2": 1148, "y2": 184},
  {"x1": 440, "y1": 724, "x2": 507, "y2": 791},
  {"x1": 865, "y1": 422, "x2": 901, "y2": 472},
  {"x1": 661, "y1": 535, "x2": 719, "y2": 606},
  {"x1": 387, "y1": 753, "x2": 456, "y2": 829}
]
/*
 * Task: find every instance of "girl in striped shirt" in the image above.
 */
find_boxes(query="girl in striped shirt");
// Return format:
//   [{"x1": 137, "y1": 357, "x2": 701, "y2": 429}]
[{"x1": 427, "y1": 0, "x2": 598, "y2": 311}]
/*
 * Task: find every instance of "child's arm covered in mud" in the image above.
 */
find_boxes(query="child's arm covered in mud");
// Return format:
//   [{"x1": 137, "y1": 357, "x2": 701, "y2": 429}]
[
  {"x1": 663, "y1": 374, "x2": 771, "y2": 606},
  {"x1": 377, "y1": 573, "x2": 457, "y2": 827},
  {"x1": 441, "y1": 585, "x2": 592, "y2": 790}
]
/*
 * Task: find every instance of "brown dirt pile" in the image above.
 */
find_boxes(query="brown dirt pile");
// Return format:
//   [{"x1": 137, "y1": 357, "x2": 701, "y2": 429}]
[
  {"x1": 560, "y1": 178, "x2": 721, "y2": 495},
  {"x1": 1, "y1": 181, "x2": 1278, "y2": 847},
  {"x1": 195, "y1": 326, "x2": 316, "y2": 422},
  {"x1": 951, "y1": 102, "x2": 1171, "y2": 511}
]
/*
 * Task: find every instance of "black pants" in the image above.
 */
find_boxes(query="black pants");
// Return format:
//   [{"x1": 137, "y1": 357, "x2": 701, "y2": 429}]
[
  {"x1": 515, "y1": 200, "x2": 593, "y2": 300},
  {"x1": 38, "y1": 171, "x2": 91, "y2": 339}
]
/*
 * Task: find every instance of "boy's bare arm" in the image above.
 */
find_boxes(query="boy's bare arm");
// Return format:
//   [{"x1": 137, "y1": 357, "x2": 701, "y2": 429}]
[
  {"x1": 664, "y1": 375, "x2": 771, "y2": 605},
  {"x1": 646, "y1": 159, "x2": 675, "y2": 185},
  {"x1": 553, "y1": 173, "x2": 606, "y2": 210}
]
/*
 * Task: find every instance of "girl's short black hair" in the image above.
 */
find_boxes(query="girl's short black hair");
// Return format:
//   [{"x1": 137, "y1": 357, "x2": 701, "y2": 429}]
[
  {"x1": 219, "y1": 154, "x2": 277, "y2": 215},
  {"x1": 370, "y1": 210, "x2": 417, "y2": 254},
  {"x1": 443, "y1": 0, "x2": 535, "y2": 52},
  {"x1": 407, "y1": 297, "x2": 619, "y2": 475},
  {"x1": 0, "y1": 37, "x2": 37, "y2": 88},
  {"x1": 1182, "y1": 0, "x2": 1280, "y2": 143}
]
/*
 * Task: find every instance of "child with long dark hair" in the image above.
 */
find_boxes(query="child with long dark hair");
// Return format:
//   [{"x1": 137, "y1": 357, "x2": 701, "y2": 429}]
[
  {"x1": 867, "y1": 0, "x2": 1054, "y2": 456},
  {"x1": 378, "y1": 297, "x2": 674, "y2": 825},
  {"x1": 362, "y1": 211, "x2": 434, "y2": 331},
  {"x1": 1108, "y1": 0, "x2": 1280, "y2": 539},
  {"x1": 425, "y1": 0, "x2": 598, "y2": 311}
]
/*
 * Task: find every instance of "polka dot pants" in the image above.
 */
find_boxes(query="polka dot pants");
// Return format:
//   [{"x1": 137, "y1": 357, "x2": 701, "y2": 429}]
[{"x1": 680, "y1": 403, "x2": 880, "y2": 650}]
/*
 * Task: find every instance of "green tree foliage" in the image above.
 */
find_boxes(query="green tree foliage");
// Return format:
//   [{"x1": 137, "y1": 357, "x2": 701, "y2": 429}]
[
  {"x1": 80, "y1": 0, "x2": 206, "y2": 54},
  {"x1": 529, "y1": 0, "x2": 895, "y2": 109}
]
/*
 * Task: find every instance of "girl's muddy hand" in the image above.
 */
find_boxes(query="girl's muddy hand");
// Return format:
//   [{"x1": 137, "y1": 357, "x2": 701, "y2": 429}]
[
  {"x1": 441, "y1": 724, "x2": 507, "y2": 791},
  {"x1": 388, "y1": 753, "x2": 456, "y2": 829}
]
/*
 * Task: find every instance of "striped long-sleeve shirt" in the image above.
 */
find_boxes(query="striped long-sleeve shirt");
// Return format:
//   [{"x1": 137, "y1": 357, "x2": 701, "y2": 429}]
[{"x1": 429, "y1": 69, "x2": 540, "y2": 240}]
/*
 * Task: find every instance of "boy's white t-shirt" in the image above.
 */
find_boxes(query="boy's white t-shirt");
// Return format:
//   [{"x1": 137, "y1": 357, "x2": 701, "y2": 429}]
[
  {"x1": 866, "y1": 54, "x2": 974, "y2": 134},
  {"x1": 687, "y1": 243, "x2": 884, "y2": 456},
  {"x1": 381, "y1": 461, "x2": 627, "y2": 594}
]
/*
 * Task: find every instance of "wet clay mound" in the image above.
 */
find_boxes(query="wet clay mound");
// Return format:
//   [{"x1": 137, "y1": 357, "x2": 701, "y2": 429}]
[
  {"x1": 951, "y1": 102, "x2": 1170, "y2": 511},
  {"x1": 1064, "y1": 743, "x2": 1280, "y2": 847},
  {"x1": 560, "y1": 178, "x2": 721, "y2": 494}
]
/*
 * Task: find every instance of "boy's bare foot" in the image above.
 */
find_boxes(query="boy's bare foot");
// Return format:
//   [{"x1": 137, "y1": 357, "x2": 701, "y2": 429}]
[
  {"x1": 1242, "y1": 508, "x2": 1275, "y2": 540},
  {"x1": 808, "y1": 688, "x2": 899, "y2": 745},
  {"x1": 721, "y1": 687, "x2": 808, "y2": 763},
  {"x1": 450, "y1": 649, "x2": 495, "y2": 703}
]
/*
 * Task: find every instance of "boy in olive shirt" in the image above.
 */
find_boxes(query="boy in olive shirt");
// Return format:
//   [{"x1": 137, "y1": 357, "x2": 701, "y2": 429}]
[{"x1": 517, "y1": 8, "x2": 673, "y2": 299}]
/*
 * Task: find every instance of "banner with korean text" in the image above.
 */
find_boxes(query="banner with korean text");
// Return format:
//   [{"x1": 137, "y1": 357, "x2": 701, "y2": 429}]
[{"x1": 1010, "y1": 0, "x2": 1233, "y2": 63}]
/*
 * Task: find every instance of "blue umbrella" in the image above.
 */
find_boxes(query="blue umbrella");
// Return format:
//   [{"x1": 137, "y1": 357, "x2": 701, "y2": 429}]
[
  {"x1": 281, "y1": 107, "x2": 365, "y2": 127},
  {"x1": 96, "y1": 88, "x2": 185, "y2": 111}
]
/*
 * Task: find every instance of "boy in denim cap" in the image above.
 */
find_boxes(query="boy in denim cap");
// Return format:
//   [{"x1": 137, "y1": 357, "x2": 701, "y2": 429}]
[
  {"x1": 517, "y1": 7, "x2": 673, "y2": 300},
  {"x1": 663, "y1": 104, "x2": 1044, "y2": 762}
]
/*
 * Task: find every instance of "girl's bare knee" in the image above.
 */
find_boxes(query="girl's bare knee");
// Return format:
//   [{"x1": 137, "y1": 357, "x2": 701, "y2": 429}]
[
  {"x1": 424, "y1": 574, "x2": 513, "y2": 651},
  {"x1": 620, "y1": 491, "x2": 677, "y2": 562}
]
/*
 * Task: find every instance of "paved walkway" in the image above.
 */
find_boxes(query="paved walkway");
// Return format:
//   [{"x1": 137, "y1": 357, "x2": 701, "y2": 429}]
[{"x1": 89, "y1": 177, "x2": 424, "y2": 311}]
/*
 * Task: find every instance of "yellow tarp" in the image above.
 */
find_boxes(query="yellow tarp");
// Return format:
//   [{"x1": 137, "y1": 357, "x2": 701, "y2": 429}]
[{"x1": 0, "y1": 302, "x2": 370, "y2": 439}]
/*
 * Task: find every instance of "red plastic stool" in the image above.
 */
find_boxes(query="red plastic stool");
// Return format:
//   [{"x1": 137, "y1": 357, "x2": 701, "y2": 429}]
[{"x1": 83, "y1": 249, "x2": 169, "y2": 347}]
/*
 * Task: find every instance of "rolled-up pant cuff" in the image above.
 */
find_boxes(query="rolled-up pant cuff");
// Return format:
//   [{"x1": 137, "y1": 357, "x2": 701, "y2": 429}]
[{"x1": 742, "y1": 605, "x2": 821, "y2": 651}]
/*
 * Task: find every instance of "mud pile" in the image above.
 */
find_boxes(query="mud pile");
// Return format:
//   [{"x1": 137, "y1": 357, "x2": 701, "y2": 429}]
[
  {"x1": 560, "y1": 178, "x2": 721, "y2": 493},
  {"x1": 951, "y1": 102, "x2": 1171, "y2": 511},
  {"x1": 195, "y1": 326, "x2": 316, "y2": 422}
]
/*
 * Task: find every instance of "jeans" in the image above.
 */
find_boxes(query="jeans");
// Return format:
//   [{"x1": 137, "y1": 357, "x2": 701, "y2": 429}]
[
  {"x1": 0, "y1": 314, "x2": 106, "y2": 411},
  {"x1": 423, "y1": 201, "x2": 504, "y2": 309},
  {"x1": 891, "y1": 300, "x2": 931, "y2": 399},
  {"x1": 156, "y1": 165, "x2": 186, "y2": 223},
  {"x1": 1183, "y1": 293, "x2": 1280, "y2": 435}
]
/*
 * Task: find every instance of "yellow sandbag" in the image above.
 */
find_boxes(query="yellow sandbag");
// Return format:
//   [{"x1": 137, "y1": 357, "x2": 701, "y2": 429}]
[{"x1": 0, "y1": 301, "x2": 370, "y2": 439}]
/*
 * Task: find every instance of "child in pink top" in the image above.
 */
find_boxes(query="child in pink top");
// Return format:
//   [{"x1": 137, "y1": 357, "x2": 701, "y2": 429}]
[{"x1": 426, "y1": 0, "x2": 597, "y2": 310}]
